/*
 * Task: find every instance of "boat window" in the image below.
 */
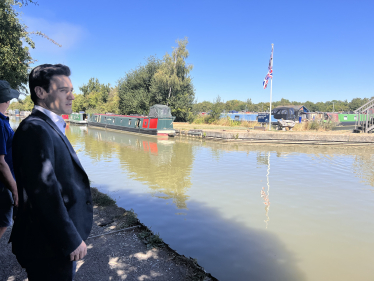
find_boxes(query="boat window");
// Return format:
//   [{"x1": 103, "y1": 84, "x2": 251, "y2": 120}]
[
  {"x1": 344, "y1": 116, "x2": 348, "y2": 120},
  {"x1": 104, "y1": 117, "x2": 106, "y2": 121},
  {"x1": 113, "y1": 118, "x2": 115, "y2": 123},
  {"x1": 281, "y1": 110, "x2": 288, "y2": 114},
  {"x1": 290, "y1": 109, "x2": 294, "y2": 114},
  {"x1": 354, "y1": 116, "x2": 357, "y2": 120},
  {"x1": 129, "y1": 119, "x2": 131, "y2": 125}
]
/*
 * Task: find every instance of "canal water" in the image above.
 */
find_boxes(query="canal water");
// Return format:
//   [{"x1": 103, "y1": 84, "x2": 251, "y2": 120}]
[{"x1": 11, "y1": 118, "x2": 374, "y2": 281}]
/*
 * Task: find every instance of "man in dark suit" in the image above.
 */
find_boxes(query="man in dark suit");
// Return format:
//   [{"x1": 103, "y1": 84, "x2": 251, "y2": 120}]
[{"x1": 10, "y1": 64, "x2": 93, "y2": 281}]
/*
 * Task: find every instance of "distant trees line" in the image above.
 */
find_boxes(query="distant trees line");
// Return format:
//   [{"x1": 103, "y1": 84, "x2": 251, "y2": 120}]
[
  {"x1": 10, "y1": 88, "x2": 372, "y2": 122},
  {"x1": 192, "y1": 97, "x2": 373, "y2": 114}
]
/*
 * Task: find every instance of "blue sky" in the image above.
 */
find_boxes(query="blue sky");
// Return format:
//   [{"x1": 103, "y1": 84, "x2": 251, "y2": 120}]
[{"x1": 18, "y1": 0, "x2": 373, "y2": 103}]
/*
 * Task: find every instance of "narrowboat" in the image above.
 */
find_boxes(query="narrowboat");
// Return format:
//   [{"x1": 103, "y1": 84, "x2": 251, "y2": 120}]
[
  {"x1": 68, "y1": 112, "x2": 87, "y2": 124},
  {"x1": 221, "y1": 113, "x2": 258, "y2": 122},
  {"x1": 87, "y1": 104, "x2": 176, "y2": 136},
  {"x1": 325, "y1": 113, "x2": 370, "y2": 126},
  {"x1": 337, "y1": 113, "x2": 366, "y2": 125}
]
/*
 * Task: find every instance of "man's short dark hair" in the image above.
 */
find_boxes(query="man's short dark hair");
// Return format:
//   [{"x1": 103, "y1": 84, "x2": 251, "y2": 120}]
[{"x1": 29, "y1": 64, "x2": 71, "y2": 104}]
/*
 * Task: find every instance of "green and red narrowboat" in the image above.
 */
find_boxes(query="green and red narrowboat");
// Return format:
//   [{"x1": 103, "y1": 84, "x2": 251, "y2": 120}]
[{"x1": 87, "y1": 104, "x2": 176, "y2": 136}]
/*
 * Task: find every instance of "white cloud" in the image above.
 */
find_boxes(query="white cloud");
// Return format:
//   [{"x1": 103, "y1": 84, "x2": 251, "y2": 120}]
[{"x1": 22, "y1": 16, "x2": 87, "y2": 53}]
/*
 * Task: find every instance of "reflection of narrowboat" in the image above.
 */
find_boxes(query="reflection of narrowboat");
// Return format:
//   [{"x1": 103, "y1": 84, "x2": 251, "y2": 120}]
[{"x1": 87, "y1": 104, "x2": 176, "y2": 136}]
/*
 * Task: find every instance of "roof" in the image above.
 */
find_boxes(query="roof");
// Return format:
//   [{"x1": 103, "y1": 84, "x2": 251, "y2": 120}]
[{"x1": 274, "y1": 105, "x2": 309, "y2": 112}]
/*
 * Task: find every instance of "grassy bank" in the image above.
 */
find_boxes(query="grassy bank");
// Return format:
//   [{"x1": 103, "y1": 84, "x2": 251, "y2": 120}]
[
  {"x1": 182, "y1": 115, "x2": 338, "y2": 132},
  {"x1": 174, "y1": 121, "x2": 350, "y2": 134}
]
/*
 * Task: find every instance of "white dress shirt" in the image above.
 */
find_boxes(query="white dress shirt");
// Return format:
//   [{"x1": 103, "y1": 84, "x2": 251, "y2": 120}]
[{"x1": 34, "y1": 105, "x2": 67, "y2": 135}]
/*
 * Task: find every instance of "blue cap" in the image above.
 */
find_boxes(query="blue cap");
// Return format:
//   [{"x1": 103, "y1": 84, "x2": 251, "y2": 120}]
[{"x1": 0, "y1": 80, "x2": 21, "y2": 103}]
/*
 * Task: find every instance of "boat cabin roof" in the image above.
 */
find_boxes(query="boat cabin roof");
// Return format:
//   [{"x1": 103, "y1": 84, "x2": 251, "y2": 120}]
[{"x1": 93, "y1": 114, "x2": 148, "y2": 118}]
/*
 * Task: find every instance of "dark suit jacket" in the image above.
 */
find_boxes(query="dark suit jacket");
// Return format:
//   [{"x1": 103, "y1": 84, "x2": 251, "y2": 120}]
[{"x1": 10, "y1": 109, "x2": 93, "y2": 259}]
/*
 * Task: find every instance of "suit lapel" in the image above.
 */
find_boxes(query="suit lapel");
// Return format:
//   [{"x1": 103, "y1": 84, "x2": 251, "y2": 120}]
[{"x1": 31, "y1": 109, "x2": 86, "y2": 173}]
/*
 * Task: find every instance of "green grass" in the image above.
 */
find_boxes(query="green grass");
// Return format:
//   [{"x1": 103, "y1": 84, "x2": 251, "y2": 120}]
[
  {"x1": 138, "y1": 230, "x2": 164, "y2": 249},
  {"x1": 117, "y1": 209, "x2": 139, "y2": 228},
  {"x1": 91, "y1": 187, "x2": 116, "y2": 207}
]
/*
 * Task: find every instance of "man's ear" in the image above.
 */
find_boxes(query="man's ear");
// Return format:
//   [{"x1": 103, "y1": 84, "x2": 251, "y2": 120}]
[{"x1": 35, "y1": 86, "x2": 47, "y2": 100}]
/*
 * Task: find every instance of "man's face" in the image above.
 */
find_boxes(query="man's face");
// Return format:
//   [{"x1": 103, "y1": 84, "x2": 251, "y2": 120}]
[{"x1": 43, "y1": 75, "x2": 75, "y2": 115}]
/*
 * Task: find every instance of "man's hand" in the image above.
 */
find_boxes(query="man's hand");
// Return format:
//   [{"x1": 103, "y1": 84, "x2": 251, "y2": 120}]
[
  {"x1": 70, "y1": 241, "x2": 87, "y2": 261},
  {"x1": 11, "y1": 189, "x2": 18, "y2": 207},
  {"x1": 0, "y1": 155, "x2": 18, "y2": 207}
]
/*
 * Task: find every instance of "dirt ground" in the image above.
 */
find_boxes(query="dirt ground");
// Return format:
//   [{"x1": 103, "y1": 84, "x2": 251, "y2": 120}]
[{"x1": 0, "y1": 188, "x2": 216, "y2": 281}]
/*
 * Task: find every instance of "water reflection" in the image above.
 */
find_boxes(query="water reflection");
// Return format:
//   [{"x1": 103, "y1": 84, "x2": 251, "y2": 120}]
[
  {"x1": 260, "y1": 152, "x2": 271, "y2": 228},
  {"x1": 67, "y1": 126, "x2": 195, "y2": 209},
  {"x1": 352, "y1": 154, "x2": 374, "y2": 190},
  {"x1": 8, "y1": 116, "x2": 22, "y2": 131},
  {"x1": 189, "y1": 139, "x2": 374, "y2": 188}
]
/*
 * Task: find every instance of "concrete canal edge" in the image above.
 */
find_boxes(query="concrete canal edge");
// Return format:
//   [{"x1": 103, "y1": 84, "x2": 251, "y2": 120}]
[
  {"x1": 175, "y1": 129, "x2": 374, "y2": 145},
  {"x1": 90, "y1": 187, "x2": 218, "y2": 281}
]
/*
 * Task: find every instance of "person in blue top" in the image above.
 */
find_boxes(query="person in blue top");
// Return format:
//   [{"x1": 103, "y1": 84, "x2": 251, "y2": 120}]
[{"x1": 0, "y1": 80, "x2": 20, "y2": 240}]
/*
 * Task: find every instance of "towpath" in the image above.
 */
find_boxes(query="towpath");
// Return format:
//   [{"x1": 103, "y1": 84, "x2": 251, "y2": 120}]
[{"x1": 0, "y1": 188, "x2": 215, "y2": 281}]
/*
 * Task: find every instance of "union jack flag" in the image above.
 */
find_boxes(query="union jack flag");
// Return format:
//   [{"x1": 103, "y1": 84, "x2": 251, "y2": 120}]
[{"x1": 263, "y1": 45, "x2": 273, "y2": 89}]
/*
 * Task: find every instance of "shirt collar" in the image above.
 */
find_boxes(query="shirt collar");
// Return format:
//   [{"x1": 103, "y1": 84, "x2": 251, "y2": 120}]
[{"x1": 34, "y1": 105, "x2": 66, "y2": 135}]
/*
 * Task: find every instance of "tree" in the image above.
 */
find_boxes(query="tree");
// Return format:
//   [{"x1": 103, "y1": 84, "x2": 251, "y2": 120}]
[
  {"x1": 225, "y1": 100, "x2": 246, "y2": 111},
  {"x1": 193, "y1": 100, "x2": 212, "y2": 113},
  {"x1": 304, "y1": 101, "x2": 318, "y2": 112},
  {"x1": 0, "y1": 0, "x2": 61, "y2": 91},
  {"x1": 80, "y1": 78, "x2": 110, "y2": 103},
  {"x1": 209, "y1": 95, "x2": 224, "y2": 121},
  {"x1": 118, "y1": 56, "x2": 162, "y2": 115},
  {"x1": 8, "y1": 94, "x2": 33, "y2": 111},
  {"x1": 0, "y1": 0, "x2": 34, "y2": 91},
  {"x1": 349, "y1": 98, "x2": 369, "y2": 111},
  {"x1": 104, "y1": 87, "x2": 120, "y2": 114},
  {"x1": 151, "y1": 38, "x2": 195, "y2": 121},
  {"x1": 72, "y1": 93, "x2": 87, "y2": 113},
  {"x1": 78, "y1": 78, "x2": 111, "y2": 113},
  {"x1": 245, "y1": 98, "x2": 255, "y2": 112}
]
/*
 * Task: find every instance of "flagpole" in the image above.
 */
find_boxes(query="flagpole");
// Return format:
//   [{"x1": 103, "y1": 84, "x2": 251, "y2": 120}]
[{"x1": 269, "y1": 43, "x2": 273, "y2": 130}]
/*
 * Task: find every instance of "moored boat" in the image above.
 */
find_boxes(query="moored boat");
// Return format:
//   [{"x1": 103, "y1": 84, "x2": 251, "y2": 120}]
[
  {"x1": 87, "y1": 104, "x2": 176, "y2": 136},
  {"x1": 68, "y1": 112, "x2": 87, "y2": 124}
]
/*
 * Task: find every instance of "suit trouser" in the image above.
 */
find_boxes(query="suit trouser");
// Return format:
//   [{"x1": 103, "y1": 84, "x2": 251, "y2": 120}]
[{"x1": 16, "y1": 256, "x2": 76, "y2": 281}]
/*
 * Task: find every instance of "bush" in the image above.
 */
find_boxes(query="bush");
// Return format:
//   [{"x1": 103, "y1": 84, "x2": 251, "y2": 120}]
[
  {"x1": 187, "y1": 112, "x2": 197, "y2": 123},
  {"x1": 209, "y1": 95, "x2": 224, "y2": 122},
  {"x1": 308, "y1": 120, "x2": 320, "y2": 130},
  {"x1": 293, "y1": 120, "x2": 337, "y2": 131}
]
